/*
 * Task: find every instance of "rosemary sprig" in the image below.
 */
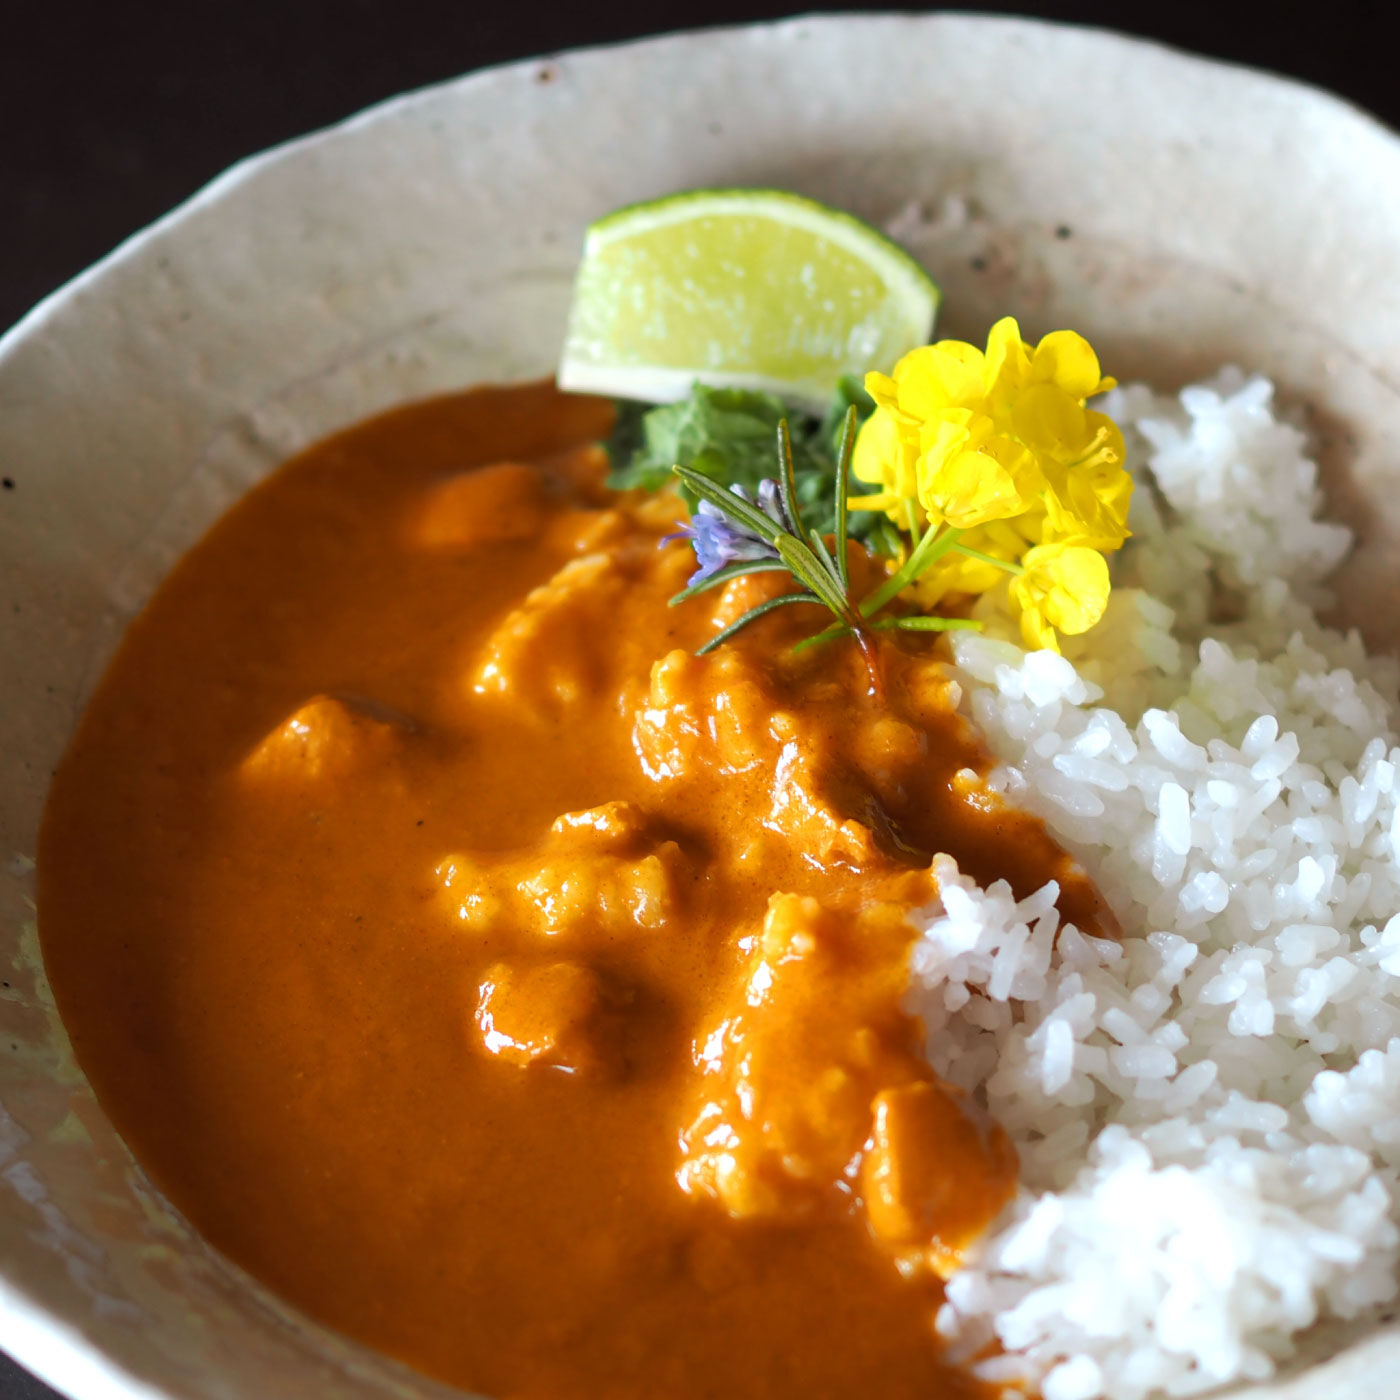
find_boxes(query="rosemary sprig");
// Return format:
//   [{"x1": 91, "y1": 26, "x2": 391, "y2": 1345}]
[
  {"x1": 665, "y1": 405, "x2": 985, "y2": 685},
  {"x1": 609, "y1": 379, "x2": 883, "y2": 542},
  {"x1": 669, "y1": 407, "x2": 876, "y2": 678}
]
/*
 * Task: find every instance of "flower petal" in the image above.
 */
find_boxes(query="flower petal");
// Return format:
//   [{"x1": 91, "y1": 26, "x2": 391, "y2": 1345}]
[
  {"x1": 897, "y1": 341, "x2": 987, "y2": 415},
  {"x1": 920, "y1": 442, "x2": 1037, "y2": 530},
  {"x1": 983, "y1": 316, "x2": 1032, "y2": 402},
  {"x1": 1030, "y1": 330, "x2": 1113, "y2": 400},
  {"x1": 1017, "y1": 603, "x2": 1060, "y2": 653},
  {"x1": 1013, "y1": 541, "x2": 1111, "y2": 637},
  {"x1": 1011, "y1": 382, "x2": 1088, "y2": 457}
]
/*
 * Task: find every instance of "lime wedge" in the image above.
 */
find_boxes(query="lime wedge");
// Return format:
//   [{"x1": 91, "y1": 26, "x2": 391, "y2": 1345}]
[{"x1": 557, "y1": 189, "x2": 939, "y2": 411}]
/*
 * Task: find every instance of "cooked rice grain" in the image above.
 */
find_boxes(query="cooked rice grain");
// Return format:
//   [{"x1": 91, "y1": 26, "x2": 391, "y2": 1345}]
[{"x1": 913, "y1": 372, "x2": 1400, "y2": 1398}]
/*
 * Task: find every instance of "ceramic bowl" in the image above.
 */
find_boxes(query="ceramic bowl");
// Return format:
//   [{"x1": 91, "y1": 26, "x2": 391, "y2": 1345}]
[{"x1": 4, "y1": 14, "x2": 1400, "y2": 1399}]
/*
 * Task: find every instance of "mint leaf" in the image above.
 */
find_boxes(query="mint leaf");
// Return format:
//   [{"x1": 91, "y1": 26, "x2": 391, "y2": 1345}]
[
  {"x1": 607, "y1": 381, "x2": 893, "y2": 552},
  {"x1": 608, "y1": 386, "x2": 807, "y2": 497}
]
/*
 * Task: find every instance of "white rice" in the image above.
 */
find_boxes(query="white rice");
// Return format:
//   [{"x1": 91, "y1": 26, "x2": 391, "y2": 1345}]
[{"x1": 910, "y1": 370, "x2": 1400, "y2": 1398}]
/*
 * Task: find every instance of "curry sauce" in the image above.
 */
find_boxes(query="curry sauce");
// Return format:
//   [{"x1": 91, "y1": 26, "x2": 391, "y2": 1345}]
[{"x1": 38, "y1": 382, "x2": 1112, "y2": 1399}]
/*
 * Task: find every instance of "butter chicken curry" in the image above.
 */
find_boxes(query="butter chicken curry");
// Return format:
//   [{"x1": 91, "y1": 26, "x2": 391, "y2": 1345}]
[{"x1": 39, "y1": 382, "x2": 1112, "y2": 1398}]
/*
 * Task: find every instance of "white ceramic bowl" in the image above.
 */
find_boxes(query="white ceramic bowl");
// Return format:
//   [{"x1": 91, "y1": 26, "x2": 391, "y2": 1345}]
[{"x1": 4, "y1": 14, "x2": 1400, "y2": 1399}]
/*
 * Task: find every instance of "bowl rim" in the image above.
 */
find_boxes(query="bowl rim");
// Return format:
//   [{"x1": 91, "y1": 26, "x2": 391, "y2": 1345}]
[
  {"x1": 5, "y1": 7, "x2": 1400, "y2": 361},
  {"x1": 6, "y1": 11, "x2": 1400, "y2": 1400}
]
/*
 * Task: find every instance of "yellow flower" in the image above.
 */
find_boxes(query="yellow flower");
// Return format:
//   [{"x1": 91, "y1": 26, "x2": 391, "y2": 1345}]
[
  {"x1": 1008, "y1": 541, "x2": 1111, "y2": 653},
  {"x1": 849, "y1": 316, "x2": 1132, "y2": 649},
  {"x1": 1043, "y1": 444, "x2": 1132, "y2": 549},
  {"x1": 985, "y1": 318, "x2": 1116, "y2": 407},
  {"x1": 854, "y1": 317, "x2": 1127, "y2": 529},
  {"x1": 851, "y1": 404, "x2": 921, "y2": 537},
  {"x1": 915, "y1": 411, "x2": 1042, "y2": 530}
]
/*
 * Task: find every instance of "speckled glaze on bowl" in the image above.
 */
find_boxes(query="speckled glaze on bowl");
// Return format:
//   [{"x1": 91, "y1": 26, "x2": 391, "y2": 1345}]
[{"x1": 4, "y1": 14, "x2": 1400, "y2": 1400}]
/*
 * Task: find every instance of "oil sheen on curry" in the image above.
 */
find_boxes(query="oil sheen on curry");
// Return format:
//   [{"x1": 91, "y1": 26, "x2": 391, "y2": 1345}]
[{"x1": 39, "y1": 382, "x2": 1115, "y2": 1399}]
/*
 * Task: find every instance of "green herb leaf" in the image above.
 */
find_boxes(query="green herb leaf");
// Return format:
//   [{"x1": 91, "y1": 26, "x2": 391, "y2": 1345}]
[
  {"x1": 673, "y1": 465, "x2": 781, "y2": 543},
  {"x1": 667, "y1": 558, "x2": 790, "y2": 606},
  {"x1": 788, "y1": 621, "x2": 852, "y2": 654},
  {"x1": 833, "y1": 405, "x2": 857, "y2": 593},
  {"x1": 776, "y1": 419, "x2": 813, "y2": 548},
  {"x1": 604, "y1": 398, "x2": 651, "y2": 480},
  {"x1": 608, "y1": 386, "x2": 816, "y2": 499},
  {"x1": 774, "y1": 536, "x2": 854, "y2": 621},
  {"x1": 695, "y1": 592, "x2": 820, "y2": 656},
  {"x1": 608, "y1": 381, "x2": 890, "y2": 549},
  {"x1": 808, "y1": 528, "x2": 841, "y2": 581}
]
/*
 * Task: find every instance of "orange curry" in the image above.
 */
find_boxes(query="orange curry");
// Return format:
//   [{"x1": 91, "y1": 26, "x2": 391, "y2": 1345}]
[{"x1": 39, "y1": 382, "x2": 1112, "y2": 1399}]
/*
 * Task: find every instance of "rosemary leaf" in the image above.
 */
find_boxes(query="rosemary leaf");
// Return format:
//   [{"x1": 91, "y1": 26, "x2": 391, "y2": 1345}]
[
  {"x1": 695, "y1": 592, "x2": 819, "y2": 655},
  {"x1": 674, "y1": 466, "x2": 781, "y2": 542},
  {"x1": 807, "y1": 528, "x2": 840, "y2": 581},
  {"x1": 774, "y1": 536, "x2": 852, "y2": 619},
  {"x1": 777, "y1": 420, "x2": 814, "y2": 548},
  {"x1": 667, "y1": 558, "x2": 792, "y2": 606},
  {"x1": 789, "y1": 621, "x2": 852, "y2": 654},
  {"x1": 834, "y1": 406, "x2": 856, "y2": 594}
]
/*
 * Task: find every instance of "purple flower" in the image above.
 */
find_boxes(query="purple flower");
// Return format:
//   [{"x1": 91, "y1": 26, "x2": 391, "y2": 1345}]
[{"x1": 667, "y1": 481, "x2": 787, "y2": 585}]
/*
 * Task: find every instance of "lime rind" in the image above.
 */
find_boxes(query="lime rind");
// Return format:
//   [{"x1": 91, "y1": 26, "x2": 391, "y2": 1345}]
[
  {"x1": 584, "y1": 188, "x2": 934, "y2": 290},
  {"x1": 558, "y1": 188, "x2": 939, "y2": 412}
]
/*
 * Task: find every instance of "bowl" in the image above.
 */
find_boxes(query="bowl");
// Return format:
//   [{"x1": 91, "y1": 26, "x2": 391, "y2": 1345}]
[{"x1": 4, "y1": 14, "x2": 1400, "y2": 1399}]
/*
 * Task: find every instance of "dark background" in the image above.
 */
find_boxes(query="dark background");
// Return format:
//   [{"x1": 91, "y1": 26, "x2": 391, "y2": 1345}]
[
  {"x1": 0, "y1": 0, "x2": 1392, "y2": 1395},
  {"x1": 1, "y1": 0, "x2": 1395, "y2": 339}
]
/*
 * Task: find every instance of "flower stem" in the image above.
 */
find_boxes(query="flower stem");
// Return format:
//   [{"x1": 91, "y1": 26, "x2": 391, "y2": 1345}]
[
  {"x1": 859, "y1": 523, "x2": 964, "y2": 619},
  {"x1": 872, "y1": 614, "x2": 982, "y2": 633},
  {"x1": 949, "y1": 541, "x2": 1025, "y2": 575}
]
